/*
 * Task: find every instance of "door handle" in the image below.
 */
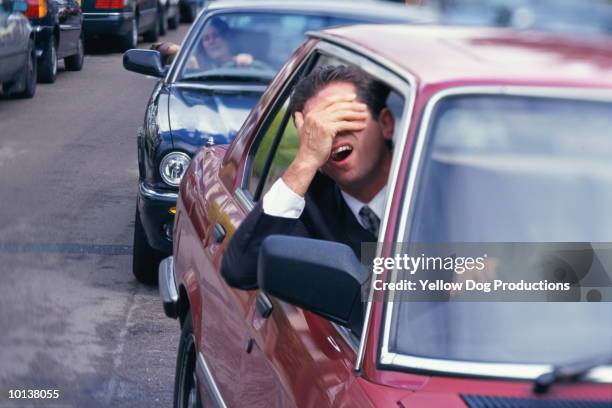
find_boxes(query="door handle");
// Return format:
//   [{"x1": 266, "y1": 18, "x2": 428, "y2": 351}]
[
  {"x1": 256, "y1": 292, "x2": 273, "y2": 319},
  {"x1": 212, "y1": 223, "x2": 226, "y2": 243}
]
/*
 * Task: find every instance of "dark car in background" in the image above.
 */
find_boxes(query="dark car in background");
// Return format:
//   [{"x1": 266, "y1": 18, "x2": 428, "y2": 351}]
[
  {"x1": 0, "y1": 0, "x2": 36, "y2": 97},
  {"x1": 25, "y1": 0, "x2": 84, "y2": 83},
  {"x1": 122, "y1": 0, "x2": 434, "y2": 284},
  {"x1": 82, "y1": 0, "x2": 159, "y2": 51}
]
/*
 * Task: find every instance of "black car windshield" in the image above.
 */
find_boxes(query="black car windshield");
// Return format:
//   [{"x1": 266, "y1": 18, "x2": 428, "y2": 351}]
[
  {"x1": 179, "y1": 12, "x2": 367, "y2": 82},
  {"x1": 388, "y1": 95, "x2": 612, "y2": 366}
]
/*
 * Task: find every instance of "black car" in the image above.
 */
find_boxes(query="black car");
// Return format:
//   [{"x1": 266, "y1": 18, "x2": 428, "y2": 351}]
[
  {"x1": 123, "y1": 0, "x2": 434, "y2": 284},
  {"x1": 0, "y1": 0, "x2": 36, "y2": 97},
  {"x1": 26, "y1": 0, "x2": 84, "y2": 83},
  {"x1": 82, "y1": 0, "x2": 161, "y2": 51}
]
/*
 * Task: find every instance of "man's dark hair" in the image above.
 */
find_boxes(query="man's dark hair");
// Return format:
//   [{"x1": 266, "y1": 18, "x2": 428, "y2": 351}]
[{"x1": 289, "y1": 65, "x2": 390, "y2": 119}]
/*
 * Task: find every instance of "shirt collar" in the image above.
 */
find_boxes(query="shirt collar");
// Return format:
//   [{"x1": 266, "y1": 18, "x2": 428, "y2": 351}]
[{"x1": 340, "y1": 185, "x2": 387, "y2": 224}]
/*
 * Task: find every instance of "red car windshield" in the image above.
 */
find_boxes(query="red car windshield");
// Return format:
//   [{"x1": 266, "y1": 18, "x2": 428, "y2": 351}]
[{"x1": 388, "y1": 94, "x2": 612, "y2": 367}]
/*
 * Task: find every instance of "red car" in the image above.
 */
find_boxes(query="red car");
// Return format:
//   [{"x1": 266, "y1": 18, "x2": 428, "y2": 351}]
[{"x1": 160, "y1": 25, "x2": 612, "y2": 407}]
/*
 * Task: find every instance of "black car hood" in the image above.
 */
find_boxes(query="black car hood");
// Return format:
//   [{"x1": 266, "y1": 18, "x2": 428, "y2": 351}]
[{"x1": 167, "y1": 83, "x2": 265, "y2": 148}]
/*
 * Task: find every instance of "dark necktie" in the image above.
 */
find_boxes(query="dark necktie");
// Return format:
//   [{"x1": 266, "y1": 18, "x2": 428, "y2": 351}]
[{"x1": 358, "y1": 205, "x2": 380, "y2": 237}]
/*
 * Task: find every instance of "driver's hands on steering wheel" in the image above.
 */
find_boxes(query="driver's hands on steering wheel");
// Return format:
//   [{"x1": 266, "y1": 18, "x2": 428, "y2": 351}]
[
  {"x1": 221, "y1": 54, "x2": 272, "y2": 71},
  {"x1": 233, "y1": 53, "x2": 253, "y2": 66}
]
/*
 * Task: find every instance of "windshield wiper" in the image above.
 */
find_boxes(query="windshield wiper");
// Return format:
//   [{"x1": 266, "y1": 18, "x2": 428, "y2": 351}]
[
  {"x1": 182, "y1": 74, "x2": 271, "y2": 84},
  {"x1": 181, "y1": 69, "x2": 274, "y2": 84},
  {"x1": 533, "y1": 354, "x2": 612, "y2": 394}
]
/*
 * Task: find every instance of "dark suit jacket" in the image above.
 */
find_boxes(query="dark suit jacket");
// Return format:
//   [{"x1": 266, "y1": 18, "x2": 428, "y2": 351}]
[{"x1": 221, "y1": 174, "x2": 376, "y2": 289}]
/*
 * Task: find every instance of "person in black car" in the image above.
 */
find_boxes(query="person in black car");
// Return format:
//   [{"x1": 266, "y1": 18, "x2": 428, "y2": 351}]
[{"x1": 152, "y1": 18, "x2": 255, "y2": 69}]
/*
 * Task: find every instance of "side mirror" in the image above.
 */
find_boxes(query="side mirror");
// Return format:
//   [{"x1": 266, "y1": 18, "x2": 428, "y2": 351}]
[
  {"x1": 13, "y1": 0, "x2": 27, "y2": 12},
  {"x1": 258, "y1": 236, "x2": 368, "y2": 333},
  {"x1": 123, "y1": 49, "x2": 167, "y2": 78}
]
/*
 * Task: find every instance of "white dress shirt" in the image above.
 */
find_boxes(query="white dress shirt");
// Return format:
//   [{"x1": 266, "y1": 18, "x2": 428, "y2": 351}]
[{"x1": 262, "y1": 178, "x2": 386, "y2": 230}]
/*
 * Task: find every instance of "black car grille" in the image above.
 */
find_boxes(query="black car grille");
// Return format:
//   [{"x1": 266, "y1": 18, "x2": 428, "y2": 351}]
[{"x1": 462, "y1": 395, "x2": 612, "y2": 408}]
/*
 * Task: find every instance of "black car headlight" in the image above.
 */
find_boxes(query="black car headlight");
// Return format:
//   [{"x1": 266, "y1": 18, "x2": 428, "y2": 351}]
[{"x1": 159, "y1": 151, "x2": 190, "y2": 187}]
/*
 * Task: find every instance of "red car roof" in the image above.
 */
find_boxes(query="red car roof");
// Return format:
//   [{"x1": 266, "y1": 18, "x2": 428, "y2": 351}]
[{"x1": 320, "y1": 25, "x2": 612, "y2": 90}]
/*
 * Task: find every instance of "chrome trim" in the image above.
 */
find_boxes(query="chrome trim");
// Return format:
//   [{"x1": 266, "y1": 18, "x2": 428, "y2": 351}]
[
  {"x1": 308, "y1": 32, "x2": 416, "y2": 84},
  {"x1": 382, "y1": 354, "x2": 612, "y2": 384},
  {"x1": 82, "y1": 12, "x2": 133, "y2": 18},
  {"x1": 138, "y1": 180, "x2": 178, "y2": 201},
  {"x1": 235, "y1": 188, "x2": 255, "y2": 212},
  {"x1": 59, "y1": 24, "x2": 80, "y2": 30},
  {"x1": 172, "y1": 82, "x2": 268, "y2": 93},
  {"x1": 139, "y1": 8, "x2": 156, "y2": 15},
  {"x1": 196, "y1": 352, "x2": 228, "y2": 408},
  {"x1": 327, "y1": 336, "x2": 341, "y2": 353},
  {"x1": 331, "y1": 322, "x2": 358, "y2": 352},
  {"x1": 382, "y1": 85, "x2": 612, "y2": 381},
  {"x1": 158, "y1": 256, "x2": 179, "y2": 318}
]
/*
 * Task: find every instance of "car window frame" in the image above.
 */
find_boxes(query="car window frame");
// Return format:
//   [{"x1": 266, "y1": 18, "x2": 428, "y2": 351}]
[
  {"x1": 244, "y1": 72, "x2": 310, "y2": 201},
  {"x1": 234, "y1": 38, "x2": 416, "y2": 359},
  {"x1": 380, "y1": 85, "x2": 612, "y2": 382}
]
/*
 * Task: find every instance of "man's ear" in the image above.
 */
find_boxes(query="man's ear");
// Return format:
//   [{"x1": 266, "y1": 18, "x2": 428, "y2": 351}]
[{"x1": 378, "y1": 107, "x2": 395, "y2": 142}]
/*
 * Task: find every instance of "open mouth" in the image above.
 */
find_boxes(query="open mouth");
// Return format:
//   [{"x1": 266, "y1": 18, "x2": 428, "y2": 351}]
[{"x1": 330, "y1": 145, "x2": 353, "y2": 162}]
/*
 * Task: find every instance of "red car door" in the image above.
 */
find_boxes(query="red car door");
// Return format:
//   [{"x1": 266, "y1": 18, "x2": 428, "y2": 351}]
[
  {"x1": 181, "y1": 41, "x2": 319, "y2": 406},
  {"x1": 206, "y1": 107, "x2": 366, "y2": 408},
  {"x1": 232, "y1": 96, "x2": 371, "y2": 408},
  {"x1": 204, "y1": 39, "x2": 412, "y2": 405},
  {"x1": 211, "y1": 47, "x2": 391, "y2": 406},
  {"x1": 179, "y1": 146, "x2": 254, "y2": 407}
]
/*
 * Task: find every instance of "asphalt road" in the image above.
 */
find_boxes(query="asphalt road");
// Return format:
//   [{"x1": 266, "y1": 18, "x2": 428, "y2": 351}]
[{"x1": 0, "y1": 25, "x2": 190, "y2": 408}]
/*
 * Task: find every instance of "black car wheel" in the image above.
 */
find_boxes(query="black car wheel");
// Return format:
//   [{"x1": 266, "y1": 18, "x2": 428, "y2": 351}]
[
  {"x1": 38, "y1": 36, "x2": 58, "y2": 83},
  {"x1": 132, "y1": 206, "x2": 164, "y2": 284},
  {"x1": 64, "y1": 36, "x2": 84, "y2": 71},
  {"x1": 168, "y1": 7, "x2": 179, "y2": 29},
  {"x1": 174, "y1": 311, "x2": 202, "y2": 408},
  {"x1": 143, "y1": 9, "x2": 160, "y2": 42},
  {"x1": 119, "y1": 18, "x2": 139, "y2": 51},
  {"x1": 158, "y1": 6, "x2": 168, "y2": 36},
  {"x1": 5, "y1": 39, "x2": 37, "y2": 98}
]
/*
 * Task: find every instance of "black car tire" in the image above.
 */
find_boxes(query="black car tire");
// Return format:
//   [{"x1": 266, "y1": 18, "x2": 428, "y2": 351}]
[
  {"x1": 119, "y1": 18, "x2": 139, "y2": 51},
  {"x1": 158, "y1": 6, "x2": 168, "y2": 36},
  {"x1": 143, "y1": 10, "x2": 160, "y2": 42},
  {"x1": 174, "y1": 311, "x2": 202, "y2": 408},
  {"x1": 132, "y1": 206, "x2": 164, "y2": 285},
  {"x1": 168, "y1": 8, "x2": 179, "y2": 29},
  {"x1": 37, "y1": 36, "x2": 58, "y2": 84},
  {"x1": 5, "y1": 40, "x2": 37, "y2": 98},
  {"x1": 64, "y1": 36, "x2": 84, "y2": 71}
]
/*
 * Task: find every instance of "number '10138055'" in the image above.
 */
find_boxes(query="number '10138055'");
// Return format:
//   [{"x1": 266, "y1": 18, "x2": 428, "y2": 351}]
[{"x1": 8, "y1": 389, "x2": 59, "y2": 399}]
